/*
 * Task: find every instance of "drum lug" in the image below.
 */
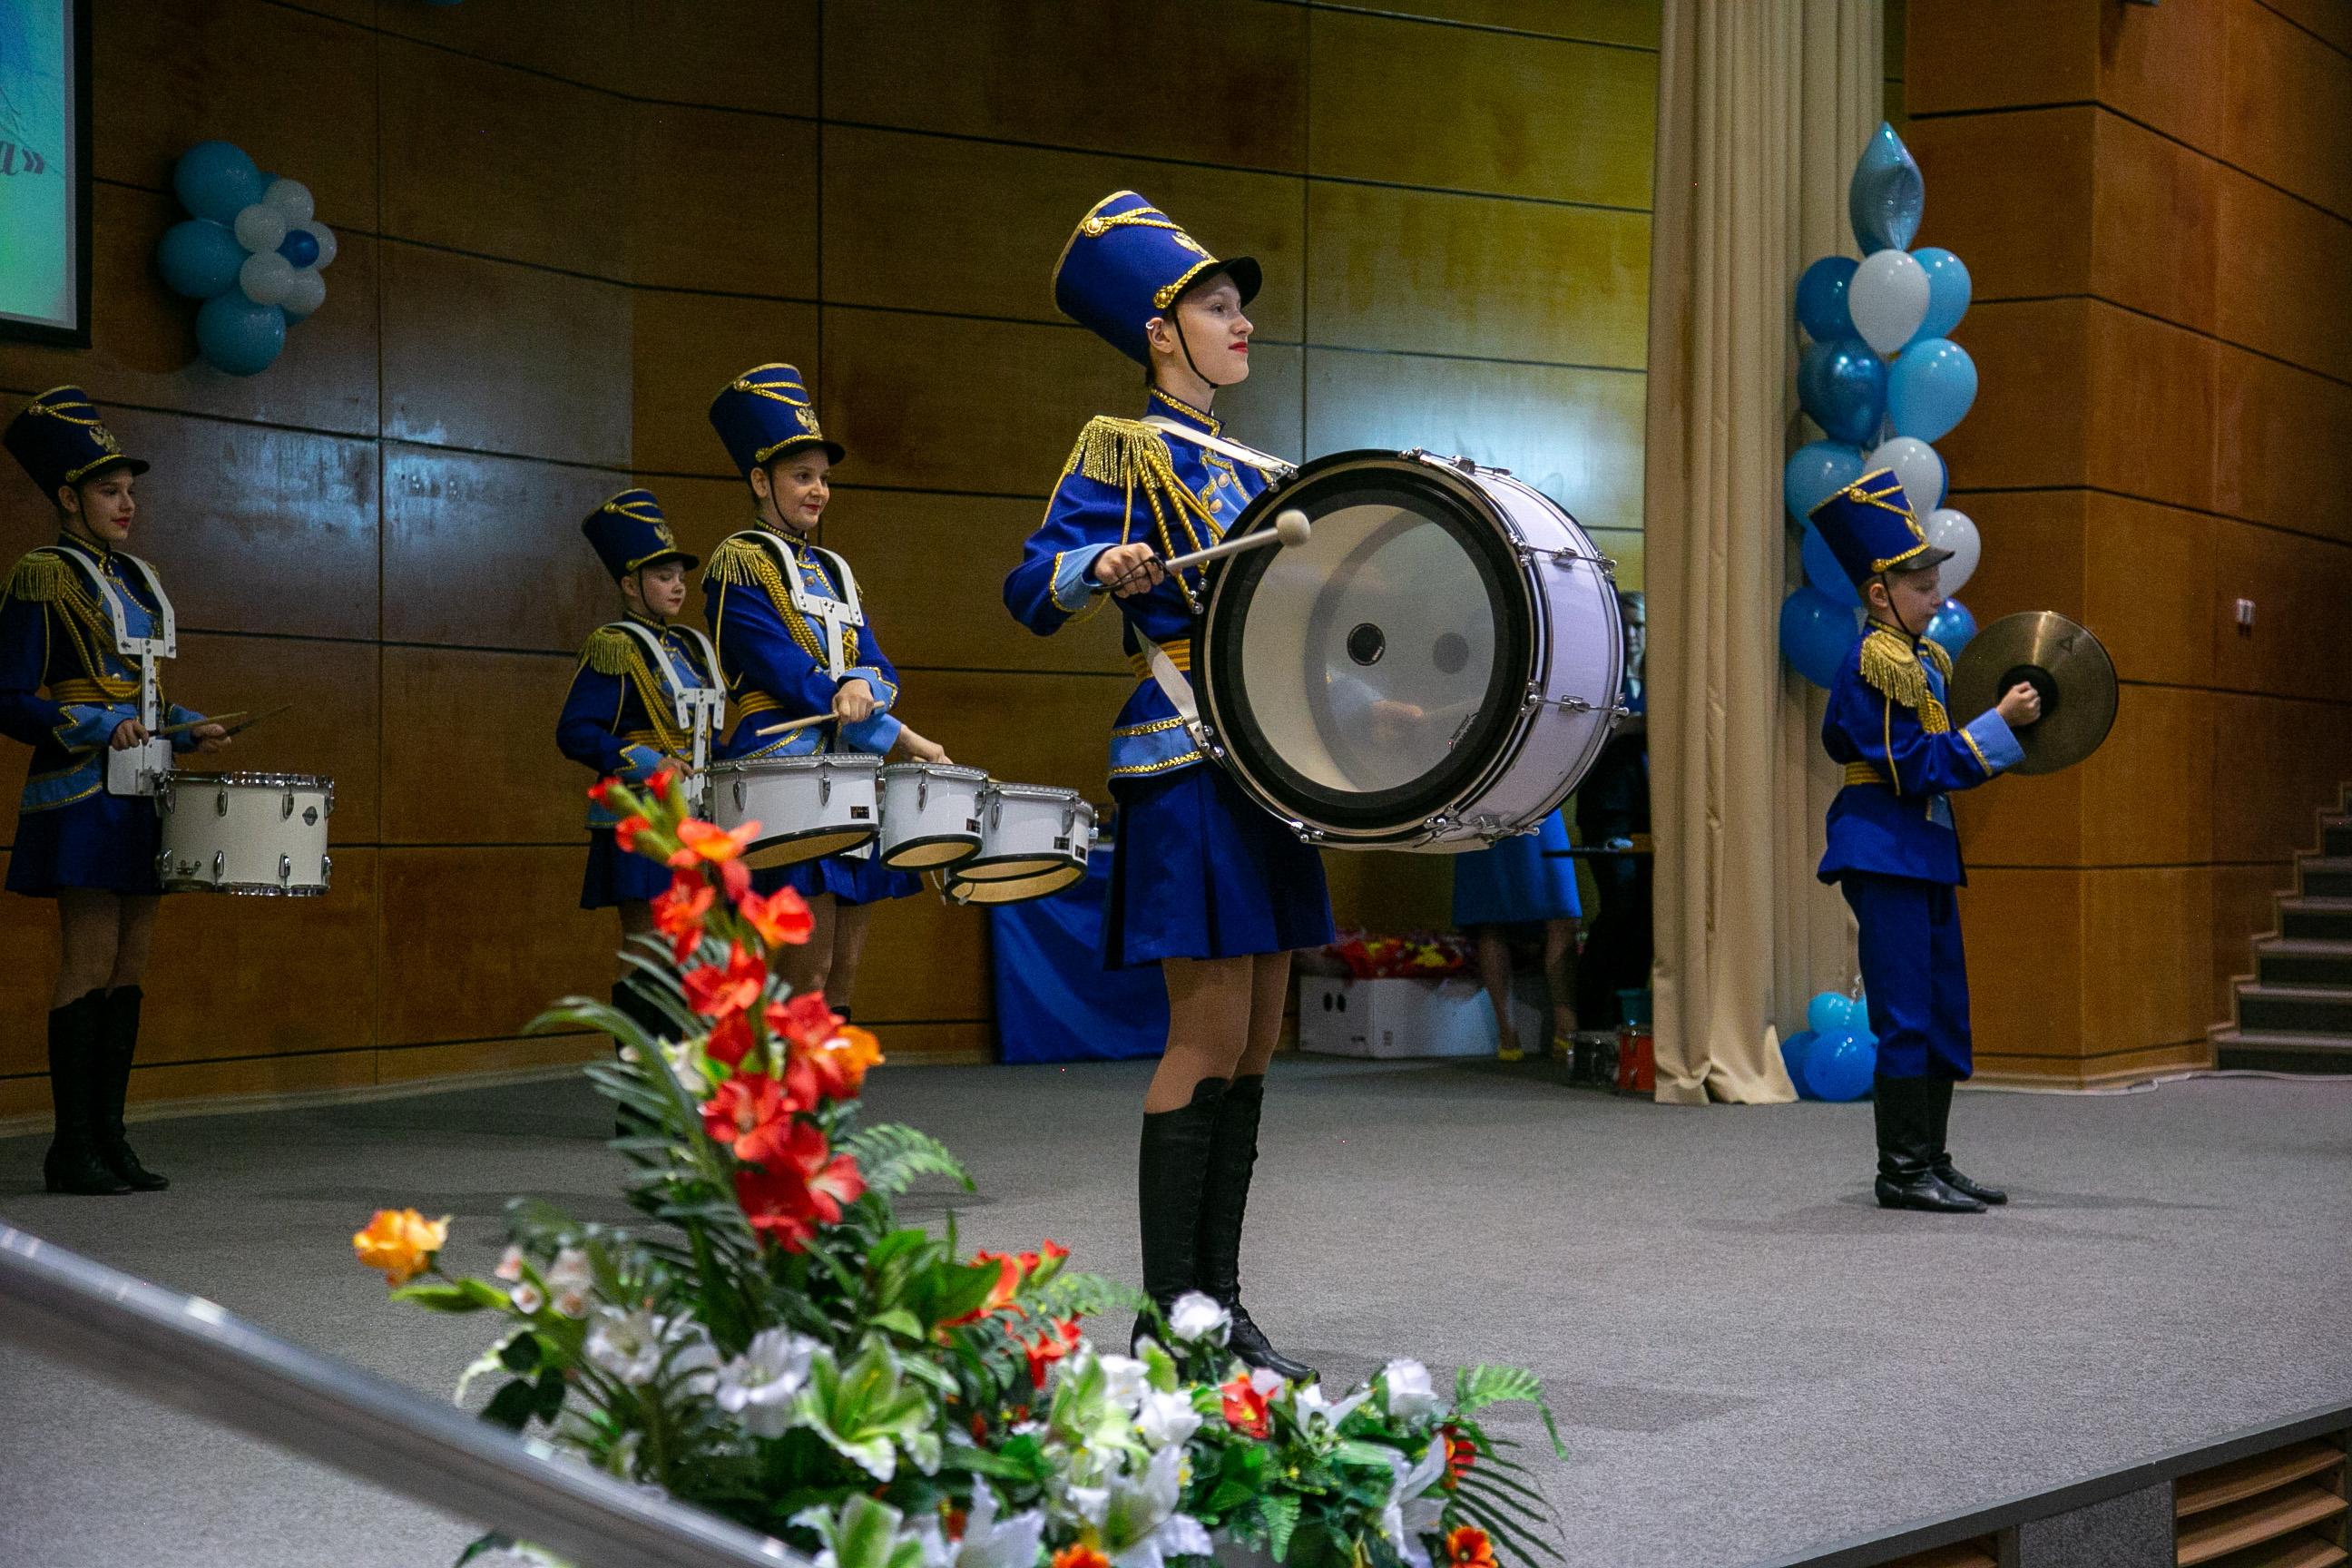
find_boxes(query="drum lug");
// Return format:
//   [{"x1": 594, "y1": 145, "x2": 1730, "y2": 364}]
[
  {"x1": 215, "y1": 788, "x2": 229, "y2": 818},
  {"x1": 1517, "y1": 544, "x2": 1613, "y2": 575},
  {"x1": 282, "y1": 787, "x2": 295, "y2": 820},
  {"x1": 1528, "y1": 685, "x2": 1601, "y2": 715},
  {"x1": 211, "y1": 849, "x2": 225, "y2": 883},
  {"x1": 322, "y1": 853, "x2": 333, "y2": 889},
  {"x1": 154, "y1": 848, "x2": 171, "y2": 880},
  {"x1": 1283, "y1": 817, "x2": 1325, "y2": 845},
  {"x1": 279, "y1": 853, "x2": 292, "y2": 887}
]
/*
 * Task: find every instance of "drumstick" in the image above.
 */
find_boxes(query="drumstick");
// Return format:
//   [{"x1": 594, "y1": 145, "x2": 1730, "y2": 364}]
[
  {"x1": 753, "y1": 712, "x2": 831, "y2": 740},
  {"x1": 1094, "y1": 509, "x2": 1311, "y2": 592},
  {"x1": 216, "y1": 702, "x2": 294, "y2": 739},
  {"x1": 150, "y1": 710, "x2": 247, "y2": 739}
]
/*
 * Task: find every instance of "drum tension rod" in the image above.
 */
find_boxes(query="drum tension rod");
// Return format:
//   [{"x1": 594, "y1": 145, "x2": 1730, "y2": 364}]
[{"x1": 1514, "y1": 544, "x2": 1619, "y2": 576}]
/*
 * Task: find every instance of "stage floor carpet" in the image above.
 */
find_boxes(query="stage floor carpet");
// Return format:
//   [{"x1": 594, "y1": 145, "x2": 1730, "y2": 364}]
[{"x1": 3, "y1": 1056, "x2": 2348, "y2": 1568}]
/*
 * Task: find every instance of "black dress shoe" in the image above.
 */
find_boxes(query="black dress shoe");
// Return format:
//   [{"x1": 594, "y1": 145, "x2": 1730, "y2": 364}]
[
  {"x1": 1924, "y1": 1079, "x2": 2006, "y2": 1204},
  {"x1": 1875, "y1": 1169, "x2": 1986, "y2": 1213},
  {"x1": 1872, "y1": 1075, "x2": 1984, "y2": 1214},
  {"x1": 1225, "y1": 1302, "x2": 1316, "y2": 1382}
]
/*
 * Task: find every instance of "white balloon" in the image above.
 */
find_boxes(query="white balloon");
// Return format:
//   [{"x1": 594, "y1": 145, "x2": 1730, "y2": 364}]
[
  {"x1": 281, "y1": 268, "x2": 328, "y2": 319},
  {"x1": 1924, "y1": 507, "x2": 1981, "y2": 595},
  {"x1": 1867, "y1": 436, "x2": 1945, "y2": 514},
  {"x1": 262, "y1": 177, "x2": 315, "y2": 223},
  {"x1": 239, "y1": 250, "x2": 297, "y2": 307},
  {"x1": 233, "y1": 201, "x2": 289, "y2": 255},
  {"x1": 301, "y1": 221, "x2": 338, "y2": 270},
  {"x1": 1849, "y1": 248, "x2": 1930, "y2": 357}
]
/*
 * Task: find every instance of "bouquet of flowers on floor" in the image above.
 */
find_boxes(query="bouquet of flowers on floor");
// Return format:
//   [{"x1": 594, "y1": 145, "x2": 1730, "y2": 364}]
[{"x1": 354, "y1": 769, "x2": 1567, "y2": 1568}]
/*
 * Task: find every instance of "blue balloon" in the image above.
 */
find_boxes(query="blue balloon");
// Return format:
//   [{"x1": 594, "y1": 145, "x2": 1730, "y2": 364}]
[
  {"x1": 1911, "y1": 248, "x2": 1972, "y2": 345},
  {"x1": 1887, "y1": 337, "x2": 1978, "y2": 442},
  {"x1": 1782, "y1": 439, "x2": 1865, "y2": 521},
  {"x1": 1797, "y1": 338, "x2": 1887, "y2": 446},
  {"x1": 1801, "y1": 524, "x2": 1861, "y2": 609},
  {"x1": 1779, "y1": 587, "x2": 1856, "y2": 688},
  {"x1": 1807, "y1": 1029, "x2": 1877, "y2": 1102},
  {"x1": 1794, "y1": 256, "x2": 1859, "y2": 343},
  {"x1": 172, "y1": 140, "x2": 266, "y2": 226},
  {"x1": 277, "y1": 228, "x2": 321, "y2": 269},
  {"x1": 196, "y1": 293, "x2": 287, "y2": 377},
  {"x1": 1849, "y1": 122, "x2": 1924, "y2": 253},
  {"x1": 1926, "y1": 598, "x2": 1977, "y2": 660},
  {"x1": 1782, "y1": 1030, "x2": 1818, "y2": 1098},
  {"x1": 1808, "y1": 992, "x2": 1857, "y2": 1035},
  {"x1": 155, "y1": 219, "x2": 244, "y2": 299}
]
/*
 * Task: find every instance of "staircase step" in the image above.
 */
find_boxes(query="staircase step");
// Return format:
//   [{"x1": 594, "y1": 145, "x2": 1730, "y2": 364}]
[
  {"x1": 2236, "y1": 983, "x2": 2352, "y2": 1034},
  {"x1": 2255, "y1": 941, "x2": 2352, "y2": 987},
  {"x1": 2279, "y1": 898, "x2": 2352, "y2": 941},
  {"x1": 2300, "y1": 858, "x2": 2352, "y2": 897},
  {"x1": 2323, "y1": 820, "x2": 2352, "y2": 858},
  {"x1": 2214, "y1": 1029, "x2": 2352, "y2": 1074}
]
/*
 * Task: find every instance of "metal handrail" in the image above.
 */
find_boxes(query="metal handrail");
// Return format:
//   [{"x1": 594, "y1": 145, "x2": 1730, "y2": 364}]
[{"x1": 0, "y1": 1224, "x2": 811, "y2": 1568}]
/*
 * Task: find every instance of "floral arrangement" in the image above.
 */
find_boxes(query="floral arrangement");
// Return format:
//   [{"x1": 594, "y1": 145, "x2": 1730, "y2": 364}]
[
  {"x1": 1315, "y1": 929, "x2": 1475, "y2": 982},
  {"x1": 356, "y1": 770, "x2": 1566, "y2": 1568}
]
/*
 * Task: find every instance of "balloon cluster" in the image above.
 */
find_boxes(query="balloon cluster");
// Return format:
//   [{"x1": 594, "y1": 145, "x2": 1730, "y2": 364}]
[
  {"x1": 1783, "y1": 989, "x2": 1877, "y2": 1101},
  {"x1": 154, "y1": 141, "x2": 337, "y2": 377},
  {"x1": 1780, "y1": 123, "x2": 1982, "y2": 687}
]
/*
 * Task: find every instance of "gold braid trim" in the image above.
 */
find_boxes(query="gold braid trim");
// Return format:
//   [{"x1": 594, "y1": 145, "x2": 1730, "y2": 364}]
[
  {"x1": 5, "y1": 550, "x2": 73, "y2": 604},
  {"x1": 1058, "y1": 416, "x2": 1223, "y2": 606},
  {"x1": 702, "y1": 534, "x2": 831, "y2": 667},
  {"x1": 580, "y1": 625, "x2": 638, "y2": 676},
  {"x1": 577, "y1": 626, "x2": 687, "y2": 751},
  {"x1": 1857, "y1": 627, "x2": 1950, "y2": 734}
]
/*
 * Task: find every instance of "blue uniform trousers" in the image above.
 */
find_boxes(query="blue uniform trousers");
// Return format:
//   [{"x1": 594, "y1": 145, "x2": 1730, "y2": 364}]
[{"x1": 1841, "y1": 870, "x2": 1972, "y2": 1081}]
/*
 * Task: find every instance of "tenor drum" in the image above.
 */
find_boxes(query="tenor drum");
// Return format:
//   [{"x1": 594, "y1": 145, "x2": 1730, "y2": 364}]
[
  {"x1": 710, "y1": 754, "x2": 881, "y2": 869},
  {"x1": 956, "y1": 785, "x2": 1095, "y2": 886},
  {"x1": 1195, "y1": 450, "x2": 1624, "y2": 850},
  {"x1": 944, "y1": 865, "x2": 1083, "y2": 906},
  {"x1": 876, "y1": 762, "x2": 990, "y2": 870},
  {"x1": 156, "y1": 771, "x2": 334, "y2": 896}
]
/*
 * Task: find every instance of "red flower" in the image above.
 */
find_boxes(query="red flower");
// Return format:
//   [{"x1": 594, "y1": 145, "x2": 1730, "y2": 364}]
[
  {"x1": 944, "y1": 1250, "x2": 1026, "y2": 1327},
  {"x1": 652, "y1": 873, "x2": 715, "y2": 963},
  {"x1": 1443, "y1": 1424, "x2": 1476, "y2": 1488},
  {"x1": 613, "y1": 813, "x2": 652, "y2": 853},
  {"x1": 1021, "y1": 1239, "x2": 1070, "y2": 1284},
  {"x1": 667, "y1": 817, "x2": 759, "y2": 870},
  {"x1": 732, "y1": 1122, "x2": 864, "y2": 1251},
  {"x1": 718, "y1": 856, "x2": 751, "y2": 901},
  {"x1": 587, "y1": 777, "x2": 621, "y2": 809},
  {"x1": 1053, "y1": 1549, "x2": 1110, "y2": 1568},
  {"x1": 1021, "y1": 1316, "x2": 1083, "y2": 1389},
  {"x1": 701, "y1": 1073, "x2": 803, "y2": 1166},
  {"x1": 1220, "y1": 1372, "x2": 1272, "y2": 1437},
  {"x1": 806, "y1": 1025, "x2": 884, "y2": 1101},
  {"x1": 767, "y1": 993, "x2": 843, "y2": 1052},
  {"x1": 1446, "y1": 1528, "x2": 1495, "y2": 1568},
  {"x1": 646, "y1": 765, "x2": 677, "y2": 801},
  {"x1": 705, "y1": 1010, "x2": 755, "y2": 1068},
  {"x1": 738, "y1": 885, "x2": 814, "y2": 949},
  {"x1": 682, "y1": 942, "x2": 765, "y2": 1019}
]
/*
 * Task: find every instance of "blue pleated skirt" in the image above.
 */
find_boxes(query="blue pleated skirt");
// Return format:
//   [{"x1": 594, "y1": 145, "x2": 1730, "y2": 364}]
[
  {"x1": 1450, "y1": 809, "x2": 1581, "y2": 926},
  {"x1": 757, "y1": 849, "x2": 921, "y2": 906},
  {"x1": 1102, "y1": 763, "x2": 1334, "y2": 970},
  {"x1": 580, "y1": 828, "x2": 672, "y2": 910},
  {"x1": 5, "y1": 790, "x2": 162, "y2": 897}
]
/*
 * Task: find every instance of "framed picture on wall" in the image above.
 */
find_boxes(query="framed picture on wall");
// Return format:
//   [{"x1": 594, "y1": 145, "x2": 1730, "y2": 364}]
[{"x1": 0, "y1": 0, "x2": 93, "y2": 348}]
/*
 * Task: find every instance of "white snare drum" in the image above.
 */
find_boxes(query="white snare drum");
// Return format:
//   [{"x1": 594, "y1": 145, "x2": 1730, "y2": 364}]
[
  {"x1": 1195, "y1": 449, "x2": 1625, "y2": 850},
  {"x1": 944, "y1": 862, "x2": 1086, "y2": 906},
  {"x1": 957, "y1": 785, "x2": 1095, "y2": 884},
  {"x1": 876, "y1": 762, "x2": 989, "y2": 870},
  {"x1": 710, "y1": 753, "x2": 881, "y2": 869},
  {"x1": 156, "y1": 771, "x2": 334, "y2": 897}
]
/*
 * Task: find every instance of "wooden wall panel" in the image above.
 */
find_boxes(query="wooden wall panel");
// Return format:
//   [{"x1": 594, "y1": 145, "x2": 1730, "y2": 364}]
[
  {"x1": 1959, "y1": 869, "x2": 2084, "y2": 1063},
  {"x1": 630, "y1": 293, "x2": 820, "y2": 478},
  {"x1": 170, "y1": 632, "x2": 383, "y2": 845},
  {"x1": 380, "y1": 244, "x2": 632, "y2": 469},
  {"x1": 2260, "y1": 0, "x2": 2352, "y2": 56},
  {"x1": 378, "y1": 847, "x2": 614, "y2": 1045},
  {"x1": 2211, "y1": 519, "x2": 2352, "y2": 704},
  {"x1": 848, "y1": 888, "x2": 991, "y2": 1024},
  {"x1": 380, "y1": 647, "x2": 581, "y2": 846},
  {"x1": 379, "y1": 39, "x2": 632, "y2": 280},
  {"x1": 379, "y1": 1032, "x2": 607, "y2": 1086},
  {"x1": 2212, "y1": 343, "x2": 2352, "y2": 545},
  {"x1": 1904, "y1": 0, "x2": 2099, "y2": 114},
  {"x1": 905, "y1": 671, "x2": 1127, "y2": 800},
  {"x1": 2210, "y1": 692, "x2": 2352, "y2": 866},
  {"x1": 2083, "y1": 302, "x2": 2217, "y2": 514},
  {"x1": 1306, "y1": 183, "x2": 1650, "y2": 366},
  {"x1": 2088, "y1": 0, "x2": 2227, "y2": 151},
  {"x1": 1906, "y1": 109, "x2": 2094, "y2": 301},
  {"x1": 2214, "y1": 166, "x2": 2352, "y2": 387},
  {"x1": 0, "y1": 862, "x2": 61, "y2": 1077},
  {"x1": 819, "y1": 128, "x2": 1306, "y2": 338},
  {"x1": 2080, "y1": 867, "x2": 2213, "y2": 1057},
  {"x1": 381, "y1": 445, "x2": 620, "y2": 652},
  {"x1": 2222, "y1": 0, "x2": 2352, "y2": 220},
  {"x1": 1953, "y1": 763, "x2": 2082, "y2": 872},
  {"x1": 2088, "y1": 111, "x2": 2219, "y2": 333},
  {"x1": 377, "y1": 0, "x2": 628, "y2": 88},
  {"x1": 632, "y1": 0, "x2": 821, "y2": 113},
  {"x1": 821, "y1": 1, "x2": 1309, "y2": 172},
  {"x1": 2078, "y1": 685, "x2": 2215, "y2": 868},
  {"x1": 1319, "y1": 1, "x2": 1661, "y2": 46},
  {"x1": 633, "y1": 106, "x2": 821, "y2": 298},
  {"x1": 1308, "y1": 11, "x2": 1655, "y2": 206},
  {"x1": 1202, "y1": 344, "x2": 1308, "y2": 468},
  {"x1": 639, "y1": 474, "x2": 750, "y2": 567},
  {"x1": 1896, "y1": 299, "x2": 2086, "y2": 493}
]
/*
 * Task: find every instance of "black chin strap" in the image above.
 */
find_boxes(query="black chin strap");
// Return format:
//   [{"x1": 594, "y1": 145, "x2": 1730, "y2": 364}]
[
  {"x1": 1878, "y1": 575, "x2": 1919, "y2": 640},
  {"x1": 1171, "y1": 309, "x2": 1234, "y2": 392}
]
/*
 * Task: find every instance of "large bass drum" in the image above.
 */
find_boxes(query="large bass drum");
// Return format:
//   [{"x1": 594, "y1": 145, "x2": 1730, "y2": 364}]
[{"x1": 1194, "y1": 450, "x2": 1623, "y2": 851}]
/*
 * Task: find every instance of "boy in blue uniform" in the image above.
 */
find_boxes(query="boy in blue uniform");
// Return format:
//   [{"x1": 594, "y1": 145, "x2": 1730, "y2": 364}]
[
  {"x1": 703, "y1": 364, "x2": 948, "y2": 1009},
  {"x1": 1006, "y1": 191, "x2": 1334, "y2": 1376},
  {"x1": 1810, "y1": 472, "x2": 2041, "y2": 1214},
  {"x1": 1, "y1": 387, "x2": 229, "y2": 1195},
  {"x1": 555, "y1": 487, "x2": 722, "y2": 1046}
]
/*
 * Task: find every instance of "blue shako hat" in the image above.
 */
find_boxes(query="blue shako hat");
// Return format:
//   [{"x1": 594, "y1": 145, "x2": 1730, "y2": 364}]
[
  {"x1": 582, "y1": 487, "x2": 697, "y2": 580},
  {"x1": 1808, "y1": 468, "x2": 1951, "y2": 591},
  {"x1": 5, "y1": 386, "x2": 149, "y2": 496},
  {"x1": 709, "y1": 362, "x2": 844, "y2": 479},
  {"x1": 1053, "y1": 191, "x2": 1261, "y2": 367}
]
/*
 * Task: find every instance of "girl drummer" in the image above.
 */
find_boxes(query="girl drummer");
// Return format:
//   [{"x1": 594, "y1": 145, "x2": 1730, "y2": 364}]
[
  {"x1": 555, "y1": 488, "x2": 722, "y2": 1040},
  {"x1": 0, "y1": 387, "x2": 229, "y2": 1196},
  {"x1": 703, "y1": 363, "x2": 950, "y2": 1010},
  {"x1": 1005, "y1": 192, "x2": 1333, "y2": 1378}
]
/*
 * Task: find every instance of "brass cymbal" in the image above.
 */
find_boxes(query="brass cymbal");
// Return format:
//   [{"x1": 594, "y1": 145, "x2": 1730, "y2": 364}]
[{"x1": 1948, "y1": 611, "x2": 2117, "y2": 776}]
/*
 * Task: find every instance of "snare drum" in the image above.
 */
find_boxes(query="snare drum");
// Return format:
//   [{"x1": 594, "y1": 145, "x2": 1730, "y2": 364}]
[
  {"x1": 709, "y1": 754, "x2": 881, "y2": 869},
  {"x1": 944, "y1": 862, "x2": 1085, "y2": 906},
  {"x1": 1195, "y1": 450, "x2": 1624, "y2": 850},
  {"x1": 156, "y1": 771, "x2": 334, "y2": 897},
  {"x1": 957, "y1": 785, "x2": 1095, "y2": 884},
  {"x1": 876, "y1": 762, "x2": 989, "y2": 870}
]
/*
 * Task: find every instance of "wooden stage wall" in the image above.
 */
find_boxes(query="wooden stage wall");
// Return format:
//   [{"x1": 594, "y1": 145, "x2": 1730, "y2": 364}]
[{"x1": 0, "y1": 0, "x2": 1659, "y2": 1117}]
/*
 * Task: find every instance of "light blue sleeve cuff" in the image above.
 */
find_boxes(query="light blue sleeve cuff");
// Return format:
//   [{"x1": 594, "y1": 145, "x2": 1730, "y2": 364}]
[
  {"x1": 842, "y1": 665, "x2": 897, "y2": 713},
  {"x1": 616, "y1": 743, "x2": 665, "y2": 781},
  {"x1": 55, "y1": 703, "x2": 128, "y2": 750},
  {"x1": 1963, "y1": 710, "x2": 2024, "y2": 775},
  {"x1": 842, "y1": 712, "x2": 903, "y2": 755},
  {"x1": 1050, "y1": 545, "x2": 1112, "y2": 613},
  {"x1": 166, "y1": 704, "x2": 205, "y2": 752}
]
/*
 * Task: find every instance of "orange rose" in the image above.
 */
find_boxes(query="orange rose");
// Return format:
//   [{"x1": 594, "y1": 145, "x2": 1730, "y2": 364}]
[{"x1": 352, "y1": 1208, "x2": 450, "y2": 1287}]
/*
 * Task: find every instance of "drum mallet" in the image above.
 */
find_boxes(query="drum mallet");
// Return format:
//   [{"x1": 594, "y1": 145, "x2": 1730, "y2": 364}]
[{"x1": 1098, "y1": 509, "x2": 1311, "y2": 591}]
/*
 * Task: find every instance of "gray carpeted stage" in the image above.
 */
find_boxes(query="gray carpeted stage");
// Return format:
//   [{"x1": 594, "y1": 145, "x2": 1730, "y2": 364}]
[{"x1": 2, "y1": 1057, "x2": 2348, "y2": 1568}]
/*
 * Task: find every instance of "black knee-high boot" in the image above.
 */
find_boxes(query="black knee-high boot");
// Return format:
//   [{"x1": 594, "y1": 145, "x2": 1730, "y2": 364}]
[
  {"x1": 1872, "y1": 1075, "x2": 1982, "y2": 1213},
  {"x1": 1925, "y1": 1079, "x2": 2005, "y2": 1205},
  {"x1": 93, "y1": 985, "x2": 167, "y2": 1191},
  {"x1": 1196, "y1": 1074, "x2": 1315, "y2": 1381},
  {"x1": 1131, "y1": 1077, "x2": 1226, "y2": 1354},
  {"x1": 44, "y1": 992, "x2": 131, "y2": 1197}
]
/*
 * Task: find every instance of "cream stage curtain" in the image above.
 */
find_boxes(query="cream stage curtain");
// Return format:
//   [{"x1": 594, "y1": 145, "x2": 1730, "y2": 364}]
[{"x1": 1643, "y1": 0, "x2": 1883, "y2": 1104}]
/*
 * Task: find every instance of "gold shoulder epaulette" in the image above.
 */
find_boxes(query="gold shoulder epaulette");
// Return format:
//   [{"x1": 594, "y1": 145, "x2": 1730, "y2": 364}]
[
  {"x1": 579, "y1": 624, "x2": 641, "y2": 676},
  {"x1": 1857, "y1": 627, "x2": 1950, "y2": 734},
  {"x1": 1061, "y1": 416, "x2": 1169, "y2": 489},
  {"x1": 704, "y1": 532, "x2": 780, "y2": 589},
  {"x1": 3, "y1": 548, "x2": 72, "y2": 604},
  {"x1": 1919, "y1": 635, "x2": 1953, "y2": 683}
]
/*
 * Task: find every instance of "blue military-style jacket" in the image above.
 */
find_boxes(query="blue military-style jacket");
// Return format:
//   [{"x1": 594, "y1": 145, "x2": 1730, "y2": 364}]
[
  {"x1": 701, "y1": 525, "x2": 902, "y2": 763},
  {"x1": 1818, "y1": 620, "x2": 2023, "y2": 887},
  {"x1": 1003, "y1": 388, "x2": 1274, "y2": 784},
  {"x1": 554, "y1": 612, "x2": 721, "y2": 828},
  {"x1": 0, "y1": 539, "x2": 204, "y2": 814}
]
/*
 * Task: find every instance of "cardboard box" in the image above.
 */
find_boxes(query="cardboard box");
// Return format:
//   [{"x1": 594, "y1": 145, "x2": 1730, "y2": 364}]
[{"x1": 1297, "y1": 976, "x2": 1500, "y2": 1060}]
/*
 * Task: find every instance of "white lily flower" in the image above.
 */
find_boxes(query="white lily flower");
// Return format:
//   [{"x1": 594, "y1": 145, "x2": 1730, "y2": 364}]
[
  {"x1": 1134, "y1": 1387, "x2": 1202, "y2": 1449},
  {"x1": 494, "y1": 1245, "x2": 526, "y2": 1282},
  {"x1": 1381, "y1": 1357, "x2": 1443, "y2": 1423},
  {"x1": 583, "y1": 1306, "x2": 664, "y2": 1386},
  {"x1": 946, "y1": 1487, "x2": 1047, "y2": 1568},
  {"x1": 715, "y1": 1328, "x2": 819, "y2": 1438},
  {"x1": 1293, "y1": 1382, "x2": 1372, "y2": 1437},
  {"x1": 1250, "y1": 1367, "x2": 1285, "y2": 1397},
  {"x1": 544, "y1": 1248, "x2": 594, "y2": 1318},
  {"x1": 1165, "y1": 1291, "x2": 1230, "y2": 1345},
  {"x1": 1096, "y1": 1352, "x2": 1150, "y2": 1410},
  {"x1": 508, "y1": 1281, "x2": 544, "y2": 1315},
  {"x1": 1096, "y1": 1445, "x2": 1214, "y2": 1568},
  {"x1": 1377, "y1": 1437, "x2": 1453, "y2": 1568}
]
